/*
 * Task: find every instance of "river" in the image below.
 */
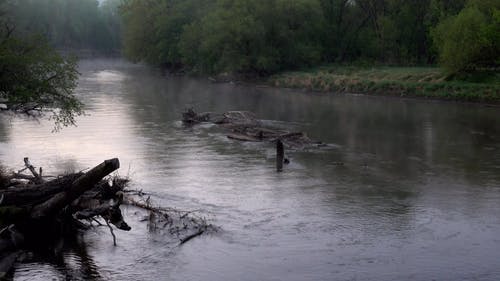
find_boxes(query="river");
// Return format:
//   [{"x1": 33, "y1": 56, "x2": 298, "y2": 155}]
[{"x1": 1, "y1": 58, "x2": 500, "y2": 281}]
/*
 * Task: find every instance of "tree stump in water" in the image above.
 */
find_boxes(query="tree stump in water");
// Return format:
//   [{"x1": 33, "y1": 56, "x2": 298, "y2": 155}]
[{"x1": 276, "y1": 139, "x2": 284, "y2": 172}]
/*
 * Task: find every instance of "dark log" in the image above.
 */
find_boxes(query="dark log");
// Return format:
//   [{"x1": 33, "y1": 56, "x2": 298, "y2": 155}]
[
  {"x1": 73, "y1": 193, "x2": 131, "y2": 231},
  {"x1": 0, "y1": 236, "x2": 14, "y2": 254},
  {"x1": 30, "y1": 158, "x2": 120, "y2": 219},
  {"x1": 276, "y1": 139, "x2": 284, "y2": 172},
  {"x1": 182, "y1": 109, "x2": 322, "y2": 150},
  {"x1": 218, "y1": 111, "x2": 259, "y2": 127},
  {"x1": 182, "y1": 108, "x2": 211, "y2": 124},
  {"x1": 227, "y1": 133, "x2": 262, "y2": 142},
  {"x1": 0, "y1": 174, "x2": 81, "y2": 207},
  {"x1": 279, "y1": 132, "x2": 304, "y2": 139},
  {"x1": 9, "y1": 173, "x2": 36, "y2": 182},
  {"x1": 0, "y1": 250, "x2": 20, "y2": 279},
  {"x1": 179, "y1": 229, "x2": 204, "y2": 245}
]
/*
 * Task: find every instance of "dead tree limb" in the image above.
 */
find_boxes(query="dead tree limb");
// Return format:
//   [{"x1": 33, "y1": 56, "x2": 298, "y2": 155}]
[
  {"x1": 179, "y1": 229, "x2": 205, "y2": 245},
  {"x1": 105, "y1": 219, "x2": 117, "y2": 246},
  {"x1": 0, "y1": 173, "x2": 82, "y2": 207},
  {"x1": 30, "y1": 158, "x2": 120, "y2": 219},
  {"x1": 23, "y1": 158, "x2": 43, "y2": 184}
]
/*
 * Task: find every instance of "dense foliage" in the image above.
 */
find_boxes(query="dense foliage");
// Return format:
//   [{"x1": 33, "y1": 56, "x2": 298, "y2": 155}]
[
  {"x1": 432, "y1": 0, "x2": 500, "y2": 74},
  {"x1": 121, "y1": 0, "x2": 499, "y2": 75},
  {"x1": 0, "y1": 0, "x2": 83, "y2": 129}
]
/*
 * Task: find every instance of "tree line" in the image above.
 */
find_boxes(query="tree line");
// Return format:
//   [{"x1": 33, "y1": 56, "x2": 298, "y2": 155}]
[
  {"x1": 120, "y1": 0, "x2": 499, "y2": 75},
  {"x1": 6, "y1": 0, "x2": 122, "y2": 52}
]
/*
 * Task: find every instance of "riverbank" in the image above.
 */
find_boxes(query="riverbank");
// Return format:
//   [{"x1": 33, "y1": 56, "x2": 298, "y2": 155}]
[{"x1": 268, "y1": 66, "x2": 500, "y2": 104}]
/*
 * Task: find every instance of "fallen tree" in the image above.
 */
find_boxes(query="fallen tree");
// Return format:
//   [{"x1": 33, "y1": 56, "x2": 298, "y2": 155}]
[
  {"x1": 0, "y1": 158, "x2": 215, "y2": 278},
  {"x1": 0, "y1": 158, "x2": 126, "y2": 278},
  {"x1": 182, "y1": 109, "x2": 332, "y2": 171},
  {"x1": 182, "y1": 108, "x2": 327, "y2": 150}
]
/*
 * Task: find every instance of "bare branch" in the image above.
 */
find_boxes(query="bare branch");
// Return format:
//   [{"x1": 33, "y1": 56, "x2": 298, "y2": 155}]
[{"x1": 105, "y1": 218, "x2": 117, "y2": 246}]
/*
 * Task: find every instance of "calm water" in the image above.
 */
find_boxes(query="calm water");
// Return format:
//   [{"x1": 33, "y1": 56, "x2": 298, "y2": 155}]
[{"x1": 1, "y1": 59, "x2": 500, "y2": 281}]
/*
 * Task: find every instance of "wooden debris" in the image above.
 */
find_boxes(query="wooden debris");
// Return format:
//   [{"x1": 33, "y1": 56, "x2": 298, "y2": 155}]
[
  {"x1": 30, "y1": 158, "x2": 120, "y2": 219},
  {"x1": 0, "y1": 158, "x2": 129, "y2": 275},
  {"x1": 22, "y1": 157, "x2": 44, "y2": 184},
  {"x1": 124, "y1": 193, "x2": 216, "y2": 245},
  {"x1": 179, "y1": 229, "x2": 205, "y2": 245},
  {"x1": 181, "y1": 108, "x2": 325, "y2": 150},
  {"x1": 1, "y1": 158, "x2": 218, "y2": 276},
  {"x1": 182, "y1": 108, "x2": 211, "y2": 124}
]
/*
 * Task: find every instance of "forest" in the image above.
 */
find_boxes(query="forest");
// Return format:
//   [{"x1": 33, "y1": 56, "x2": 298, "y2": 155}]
[
  {"x1": 0, "y1": 0, "x2": 499, "y2": 123},
  {"x1": 120, "y1": 0, "x2": 499, "y2": 76},
  {"x1": 2, "y1": 0, "x2": 499, "y2": 76}
]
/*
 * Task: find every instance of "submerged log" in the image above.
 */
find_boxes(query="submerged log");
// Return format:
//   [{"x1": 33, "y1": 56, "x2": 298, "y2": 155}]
[
  {"x1": 181, "y1": 109, "x2": 324, "y2": 150},
  {"x1": 182, "y1": 108, "x2": 211, "y2": 124},
  {"x1": 227, "y1": 133, "x2": 262, "y2": 142}
]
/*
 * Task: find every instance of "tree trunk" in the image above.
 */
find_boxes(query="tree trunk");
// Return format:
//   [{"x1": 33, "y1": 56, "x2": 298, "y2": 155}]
[
  {"x1": 0, "y1": 174, "x2": 80, "y2": 206},
  {"x1": 30, "y1": 158, "x2": 120, "y2": 219}
]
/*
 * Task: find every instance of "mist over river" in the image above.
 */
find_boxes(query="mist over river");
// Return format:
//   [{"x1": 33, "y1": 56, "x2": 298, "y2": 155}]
[{"x1": 1, "y1": 59, "x2": 500, "y2": 281}]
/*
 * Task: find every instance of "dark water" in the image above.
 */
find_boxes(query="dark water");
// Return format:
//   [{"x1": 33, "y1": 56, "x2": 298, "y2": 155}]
[{"x1": 1, "y1": 59, "x2": 500, "y2": 281}]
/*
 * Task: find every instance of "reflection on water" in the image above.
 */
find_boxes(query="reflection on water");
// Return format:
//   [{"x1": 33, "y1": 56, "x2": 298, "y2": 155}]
[
  {"x1": 10, "y1": 232, "x2": 102, "y2": 281},
  {"x1": 1, "y1": 58, "x2": 500, "y2": 281}
]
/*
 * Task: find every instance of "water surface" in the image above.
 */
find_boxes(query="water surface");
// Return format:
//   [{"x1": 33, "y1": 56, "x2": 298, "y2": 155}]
[{"x1": 1, "y1": 59, "x2": 500, "y2": 281}]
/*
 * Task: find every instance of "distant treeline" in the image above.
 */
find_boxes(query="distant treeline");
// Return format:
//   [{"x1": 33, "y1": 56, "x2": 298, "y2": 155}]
[
  {"x1": 121, "y1": 0, "x2": 499, "y2": 75},
  {"x1": 5, "y1": 0, "x2": 122, "y2": 52}
]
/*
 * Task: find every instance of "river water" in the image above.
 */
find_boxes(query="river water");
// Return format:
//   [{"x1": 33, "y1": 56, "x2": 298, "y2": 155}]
[{"x1": 1, "y1": 59, "x2": 500, "y2": 281}]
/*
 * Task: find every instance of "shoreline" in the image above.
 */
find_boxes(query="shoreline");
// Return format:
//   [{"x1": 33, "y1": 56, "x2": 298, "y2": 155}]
[
  {"x1": 111, "y1": 59, "x2": 500, "y2": 106},
  {"x1": 263, "y1": 66, "x2": 499, "y2": 105}
]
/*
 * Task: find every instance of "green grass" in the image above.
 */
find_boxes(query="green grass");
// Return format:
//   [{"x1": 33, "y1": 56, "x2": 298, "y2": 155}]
[{"x1": 269, "y1": 65, "x2": 500, "y2": 103}]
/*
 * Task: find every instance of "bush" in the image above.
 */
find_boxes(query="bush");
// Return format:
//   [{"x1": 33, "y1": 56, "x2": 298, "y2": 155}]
[
  {"x1": 432, "y1": 3, "x2": 499, "y2": 74},
  {"x1": 179, "y1": 0, "x2": 324, "y2": 75}
]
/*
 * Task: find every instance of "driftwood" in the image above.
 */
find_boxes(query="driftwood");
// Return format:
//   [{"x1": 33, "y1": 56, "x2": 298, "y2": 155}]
[
  {"x1": 31, "y1": 158, "x2": 120, "y2": 219},
  {"x1": 182, "y1": 108, "x2": 211, "y2": 124},
  {"x1": 124, "y1": 195, "x2": 215, "y2": 245},
  {"x1": 0, "y1": 158, "x2": 217, "y2": 277},
  {"x1": 22, "y1": 157, "x2": 44, "y2": 184},
  {"x1": 0, "y1": 158, "x2": 128, "y2": 277},
  {"x1": 0, "y1": 173, "x2": 82, "y2": 207},
  {"x1": 182, "y1": 108, "x2": 326, "y2": 150},
  {"x1": 182, "y1": 109, "x2": 329, "y2": 172}
]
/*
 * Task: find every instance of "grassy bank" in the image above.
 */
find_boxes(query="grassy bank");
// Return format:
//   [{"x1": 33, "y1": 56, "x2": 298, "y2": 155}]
[{"x1": 269, "y1": 66, "x2": 500, "y2": 103}]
